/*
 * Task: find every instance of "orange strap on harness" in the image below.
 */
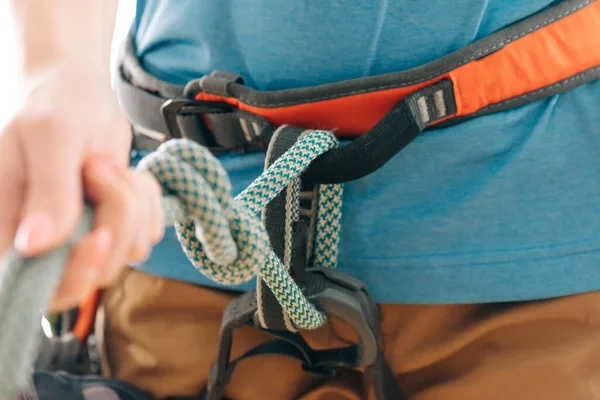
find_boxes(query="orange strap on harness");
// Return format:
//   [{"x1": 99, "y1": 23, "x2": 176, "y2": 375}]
[
  {"x1": 190, "y1": 0, "x2": 600, "y2": 136},
  {"x1": 114, "y1": 0, "x2": 599, "y2": 184}
]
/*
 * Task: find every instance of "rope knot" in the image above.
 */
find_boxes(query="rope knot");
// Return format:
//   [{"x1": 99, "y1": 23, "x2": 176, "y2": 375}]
[
  {"x1": 137, "y1": 130, "x2": 341, "y2": 329},
  {"x1": 137, "y1": 139, "x2": 270, "y2": 285}
]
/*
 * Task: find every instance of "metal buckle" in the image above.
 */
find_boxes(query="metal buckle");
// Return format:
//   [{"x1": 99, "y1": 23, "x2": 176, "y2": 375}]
[{"x1": 159, "y1": 98, "x2": 236, "y2": 153}]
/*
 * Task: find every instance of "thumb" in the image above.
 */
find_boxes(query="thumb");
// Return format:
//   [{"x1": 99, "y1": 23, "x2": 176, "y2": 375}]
[{"x1": 15, "y1": 126, "x2": 83, "y2": 257}]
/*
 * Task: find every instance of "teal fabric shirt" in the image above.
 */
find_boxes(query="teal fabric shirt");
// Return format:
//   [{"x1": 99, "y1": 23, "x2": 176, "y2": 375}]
[{"x1": 130, "y1": 0, "x2": 600, "y2": 304}]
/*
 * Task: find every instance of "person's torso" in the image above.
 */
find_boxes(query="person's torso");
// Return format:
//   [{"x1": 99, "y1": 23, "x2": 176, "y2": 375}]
[
  {"x1": 133, "y1": 0, "x2": 560, "y2": 89},
  {"x1": 130, "y1": 0, "x2": 600, "y2": 304}
]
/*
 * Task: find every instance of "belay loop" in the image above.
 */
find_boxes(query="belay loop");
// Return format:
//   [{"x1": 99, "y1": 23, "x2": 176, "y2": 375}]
[{"x1": 136, "y1": 129, "x2": 343, "y2": 330}]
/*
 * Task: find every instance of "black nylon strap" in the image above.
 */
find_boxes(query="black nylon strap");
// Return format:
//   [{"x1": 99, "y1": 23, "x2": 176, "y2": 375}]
[
  {"x1": 117, "y1": 67, "x2": 269, "y2": 154},
  {"x1": 206, "y1": 291, "x2": 258, "y2": 400},
  {"x1": 367, "y1": 352, "x2": 408, "y2": 400},
  {"x1": 302, "y1": 80, "x2": 454, "y2": 184},
  {"x1": 115, "y1": 69, "x2": 172, "y2": 136},
  {"x1": 257, "y1": 126, "x2": 307, "y2": 331}
]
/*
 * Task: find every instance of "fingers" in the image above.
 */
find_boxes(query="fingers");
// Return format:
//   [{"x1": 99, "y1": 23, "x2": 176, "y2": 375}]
[
  {"x1": 81, "y1": 156, "x2": 164, "y2": 287},
  {"x1": 128, "y1": 172, "x2": 165, "y2": 262},
  {"x1": 15, "y1": 117, "x2": 83, "y2": 257},
  {"x1": 144, "y1": 172, "x2": 166, "y2": 245},
  {"x1": 26, "y1": 153, "x2": 164, "y2": 312},
  {"x1": 49, "y1": 226, "x2": 112, "y2": 311},
  {"x1": 0, "y1": 126, "x2": 25, "y2": 254}
]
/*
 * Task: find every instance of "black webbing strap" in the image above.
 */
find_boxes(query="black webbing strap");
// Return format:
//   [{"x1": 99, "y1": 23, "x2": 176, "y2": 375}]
[
  {"x1": 368, "y1": 352, "x2": 407, "y2": 400},
  {"x1": 256, "y1": 126, "x2": 314, "y2": 331},
  {"x1": 205, "y1": 290, "x2": 258, "y2": 400},
  {"x1": 117, "y1": 59, "x2": 269, "y2": 154},
  {"x1": 303, "y1": 79, "x2": 455, "y2": 184}
]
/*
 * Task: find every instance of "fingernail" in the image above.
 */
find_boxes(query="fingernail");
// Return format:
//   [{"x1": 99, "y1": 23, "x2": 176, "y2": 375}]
[{"x1": 14, "y1": 214, "x2": 53, "y2": 254}]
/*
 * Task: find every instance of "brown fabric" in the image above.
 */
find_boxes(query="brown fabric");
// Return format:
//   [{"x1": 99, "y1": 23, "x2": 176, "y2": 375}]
[{"x1": 98, "y1": 267, "x2": 600, "y2": 400}]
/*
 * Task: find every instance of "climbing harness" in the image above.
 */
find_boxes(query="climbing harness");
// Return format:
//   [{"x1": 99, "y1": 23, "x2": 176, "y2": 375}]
[
  {"x1": 0, "y1": 0, "x2": 598, "y2": 398},
  {"x1": 120, "y1": 0, "x2": 600, "y2": 184}
]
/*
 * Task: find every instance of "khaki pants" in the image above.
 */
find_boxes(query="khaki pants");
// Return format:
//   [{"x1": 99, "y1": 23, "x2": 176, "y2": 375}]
[{"x1": 98, "y1": 267, "x2": 600, "y2": 399}]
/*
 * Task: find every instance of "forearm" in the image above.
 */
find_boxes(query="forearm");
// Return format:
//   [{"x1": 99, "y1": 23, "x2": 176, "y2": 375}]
[{"x1": 9, "y1": 0, "x2": 119, "y2": 82}]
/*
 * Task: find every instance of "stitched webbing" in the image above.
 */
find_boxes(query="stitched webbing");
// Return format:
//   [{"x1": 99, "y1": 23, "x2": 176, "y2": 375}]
[
  {"x1": 258, "y1": 126, "x2": 343, "y2": 331},
  {"x1": 258, "y1": 126, "x2": 306, "y2": 332},
  {"x1": 0, "y1": 130, "x2": 342, "y2": 398}
]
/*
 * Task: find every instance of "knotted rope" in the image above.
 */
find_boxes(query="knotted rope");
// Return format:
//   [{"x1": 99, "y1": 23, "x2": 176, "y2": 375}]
[{"x1": 0, "y1": 129, "x2": 343, "y2": 398}]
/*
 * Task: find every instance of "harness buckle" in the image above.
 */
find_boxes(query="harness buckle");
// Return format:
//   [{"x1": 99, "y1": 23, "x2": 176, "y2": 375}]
[
  {"x1": 304, "y1": 267, "x2": 379, "y2": 368},
  {"x1": 205, "y1": 267, "x2": 380, "y2": 399},
  {"x1": 159, "y1": 98, "x2": 244, "y2": 153},
  {"x1": 261, "y1": 266, "x2": 379, "y2": 377},
  {"x1": 262, "y1": 266, "x2": 380, "y2": 375}
]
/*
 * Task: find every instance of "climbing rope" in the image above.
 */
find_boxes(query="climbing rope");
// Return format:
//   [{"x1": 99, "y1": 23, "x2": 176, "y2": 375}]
[
  {"x1": 0, "y1": 208, "x2": 95, "y2": 399},
  {"x1": 137, "y1": 130, "x2": 343, "y2": 329},
  {"x1": 0, "y1": 129, "x2": 343, "y2": 398}
]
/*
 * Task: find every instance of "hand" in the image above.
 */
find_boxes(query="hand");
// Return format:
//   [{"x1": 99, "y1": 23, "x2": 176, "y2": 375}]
[{"x1": 0, "y1": 64, "x2": 165, "y2": 311}]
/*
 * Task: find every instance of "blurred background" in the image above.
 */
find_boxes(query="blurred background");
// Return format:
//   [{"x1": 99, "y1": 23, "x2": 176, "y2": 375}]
[{"x1": 0, "y1": 0, "x2": 135, "y2": 127}]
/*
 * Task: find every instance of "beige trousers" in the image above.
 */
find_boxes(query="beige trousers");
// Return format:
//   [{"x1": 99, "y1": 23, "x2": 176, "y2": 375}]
[{"x1": 98, "y1": 267, "x2": 600, "y2": 399}]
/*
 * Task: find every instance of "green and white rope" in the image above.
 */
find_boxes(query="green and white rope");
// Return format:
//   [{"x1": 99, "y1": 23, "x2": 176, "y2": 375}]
[
  {"x1": 313, "y1": 182, "x2": 343, "y2": 269},
  {"x1": 137, "y1": 129, "x2": 343, "y2": 329},
  {"x1": 0, "y1": 129, "x2": 343, "y2": 398},
  {"x1": 0, "y1": 209, "x2": 95, "y2": 399}
]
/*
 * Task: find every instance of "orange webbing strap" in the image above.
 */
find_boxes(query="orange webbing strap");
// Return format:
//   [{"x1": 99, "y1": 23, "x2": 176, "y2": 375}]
[
  {"x1": 73, "y1": 289, "x2": 101, "y2": 343},
  {"x1": 452, "y1": 1, "x2": 599, "y2": 117},
  {"x1": 193, "y1": 0, "x2": 600, "y2": 137}
]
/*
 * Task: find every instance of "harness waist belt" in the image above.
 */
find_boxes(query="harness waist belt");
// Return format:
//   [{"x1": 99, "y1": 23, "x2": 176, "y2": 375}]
[{"x1": 117, "y1": 0, "x2": 600, "y2": 148}]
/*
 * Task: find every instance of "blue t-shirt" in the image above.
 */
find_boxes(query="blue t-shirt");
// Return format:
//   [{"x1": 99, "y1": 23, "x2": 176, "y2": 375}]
[{"x1": 130, "y1": 0, "x2": 600, "y2": 304}]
